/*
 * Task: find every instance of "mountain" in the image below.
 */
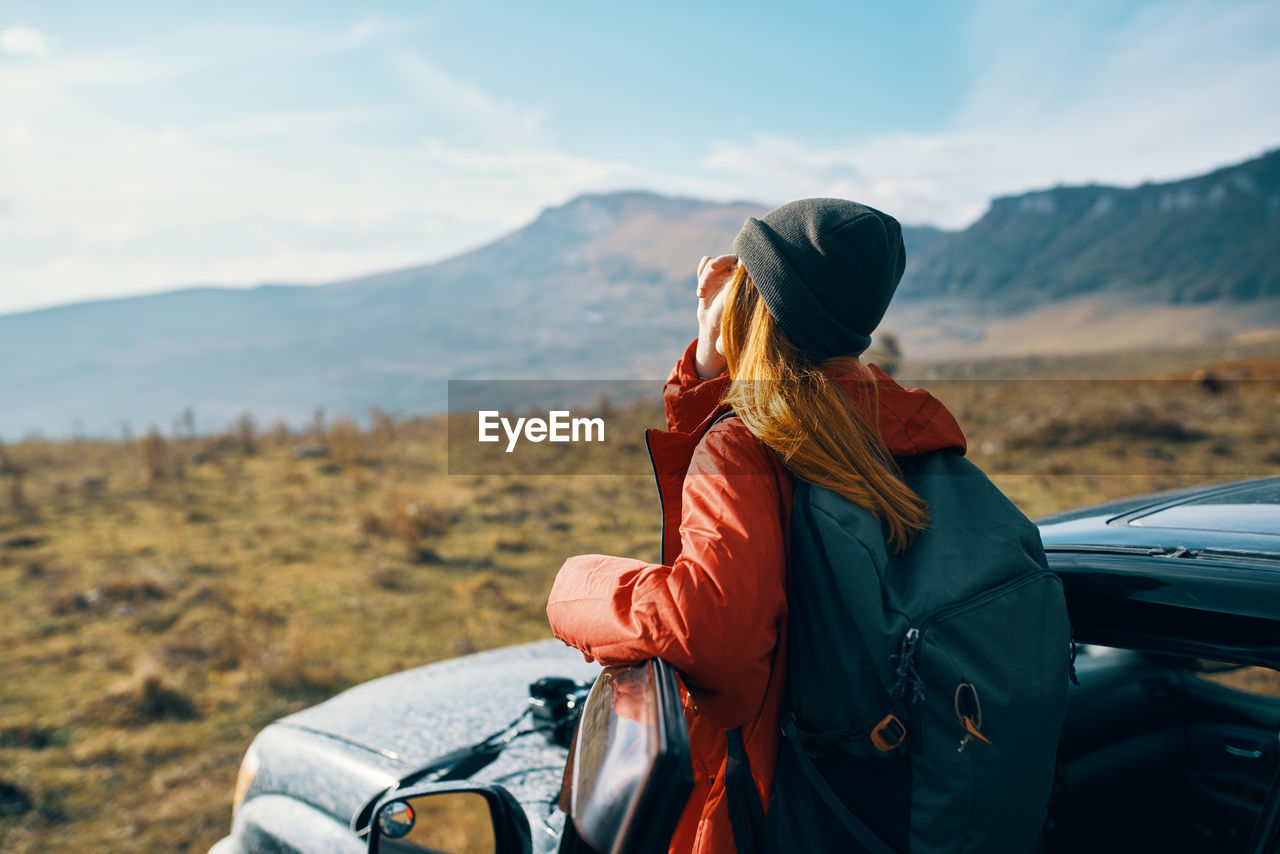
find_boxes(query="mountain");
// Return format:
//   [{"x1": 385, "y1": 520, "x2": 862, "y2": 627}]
[
  {"x1": 0, "y1": 192, "x2": 767, "y2": 437},
  {"x1": 2, "y1": 151, "x2": 1278, "y2": 437},
  {"x1": 899, "y1": 148, "x2": 1280, "y2": 309}
]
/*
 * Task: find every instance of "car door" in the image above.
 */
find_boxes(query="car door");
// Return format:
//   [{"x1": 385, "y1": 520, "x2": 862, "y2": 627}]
[
  {"x1": 561, "y1": 658, "x2": 694, "y2": 854},
  {"x1": 1168, "y1": 664, "x2": 1280, "y2": 852},
  {"x1": 1049, "y1": 547, "x2": 1280, "y2": 854}
]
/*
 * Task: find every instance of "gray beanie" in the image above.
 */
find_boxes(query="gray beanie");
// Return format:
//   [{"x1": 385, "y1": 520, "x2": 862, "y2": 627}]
[{"x1": 732, "y1": 198, "x2": 906, "y2": 361}]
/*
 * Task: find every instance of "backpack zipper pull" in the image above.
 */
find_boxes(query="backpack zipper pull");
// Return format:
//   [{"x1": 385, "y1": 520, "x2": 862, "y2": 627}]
[
  {"x1": 957, "y1": 715, "x2": 992, "y2": 752},
  {"x1": 891, "y1": 628, "x2": 925, "y2": 704},
  {"x1": 954, "y1": 682, "x2": 992, "y2": 752}
]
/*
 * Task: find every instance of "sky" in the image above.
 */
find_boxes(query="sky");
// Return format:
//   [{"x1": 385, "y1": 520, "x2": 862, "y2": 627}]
[{"x1": 1, "y1": 0, "x2": 1278, "y2": 316}]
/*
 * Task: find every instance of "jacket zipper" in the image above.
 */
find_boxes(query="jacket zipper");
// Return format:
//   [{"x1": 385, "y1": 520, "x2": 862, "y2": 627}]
[
  {"x1": 643, "y1": 430, "x2": 666, "y2": 565},
  {"x1": 643, "y1": 409, "x2": 735, "y2": 565},
  {"x1": 891, "y1": 569, "x2": 1063, "y2": 705}
]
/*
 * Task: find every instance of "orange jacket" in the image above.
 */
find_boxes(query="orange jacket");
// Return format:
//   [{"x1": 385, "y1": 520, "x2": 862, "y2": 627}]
[{"x1": 547, "y1": 338, "x2": 967, "y2": 853}]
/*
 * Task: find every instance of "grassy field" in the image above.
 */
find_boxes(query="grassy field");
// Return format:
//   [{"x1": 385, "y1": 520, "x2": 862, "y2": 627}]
[{"x1": 1, "y1": 345, "x2": 1278, "y2": 852}]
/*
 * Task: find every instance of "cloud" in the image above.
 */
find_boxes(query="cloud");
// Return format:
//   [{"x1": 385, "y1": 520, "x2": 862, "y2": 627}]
[
  {"x1": 193, "y1": 106, "x2": 395, "y2": 143},
  {"x1": 1, "y1": 26, "x2": 49, "y2": 59},
  {"x1": 350, "y1": 16, "x2": 394, "y2": 44},
  {"x1": 699, "y1": 0, "x2": 1280, "y2": 228},
  {"x1": 391, "y1": 51, "x2": 543, "y2": 148},
  {"x1": 699, "y1": 134, "x2": 997, "y2": 227},
  {"x1": 0, "y1": 28, "x2": 691, "y2": 315},
  {"x1": 351, "y1": 17, "x2": 384, "y2": 42}
]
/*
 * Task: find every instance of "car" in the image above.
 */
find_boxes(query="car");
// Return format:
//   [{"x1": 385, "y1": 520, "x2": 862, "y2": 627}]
[{"x1": 210, "y1": 476, "x2": 1280, "y2": 854}]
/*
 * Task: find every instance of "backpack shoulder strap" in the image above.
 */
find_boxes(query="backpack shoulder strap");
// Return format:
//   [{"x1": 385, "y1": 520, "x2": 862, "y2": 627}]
[
  {"x1": 779, "y1": 718, "x2": 898, "y2": 854},
  {"x1": 725, "y1": 727, "x2": 769, "y2": 853},
  {"x1": 711, "y1": 407, "x2": 738, "y2": 428}
]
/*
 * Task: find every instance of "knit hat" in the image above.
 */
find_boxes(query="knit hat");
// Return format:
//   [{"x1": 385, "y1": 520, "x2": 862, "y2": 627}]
[{"x1": 733, "y1": 198, "x2": 906, "y2": 361}]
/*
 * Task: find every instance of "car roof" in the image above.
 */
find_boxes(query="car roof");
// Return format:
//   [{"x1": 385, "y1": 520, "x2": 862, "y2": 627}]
[
  {"x1": 1037, "y1": 476, "x2": 1280, "y2": 558},
  {"x1": 1038, "y1": 477, "x2": 1280, "y2": 665}
]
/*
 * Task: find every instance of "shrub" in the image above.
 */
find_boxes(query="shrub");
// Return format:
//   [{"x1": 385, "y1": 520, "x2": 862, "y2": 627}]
[
  {"x1": 106, "y1": 657, "x2": 198, "y2": 725},
  {"x1": 371, "y1": 566, "x2": 409, "y2": 591},
  {"x1": 235, "y1": 414, "x2": 257, "y2": 456},
  {"x1": 359, "y1": 509, "x2": 387, "y2": 537},
  {"x1": 257, "y1": 619, "x2": 342, "y2": 698},
  {"x1": 140, "y1": 429, "x2": 168, "y2": 486},
  {"x1": 391, "y1": 491, "x2": 453, "y2": 562},
  {"x1": 370, "y1": 408, "x2": 396, "y2": 446},
  {"x1": 329, "y1": 417, "x2": 363, "y2": 467},
  {"x1": 0, "y1": 780, "x2": 32, "y2": 818}
]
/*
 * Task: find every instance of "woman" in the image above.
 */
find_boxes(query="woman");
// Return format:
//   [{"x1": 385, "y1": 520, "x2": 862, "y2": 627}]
[{"x1": 547, "y1": 199, "x2": 969, "y2": 853}]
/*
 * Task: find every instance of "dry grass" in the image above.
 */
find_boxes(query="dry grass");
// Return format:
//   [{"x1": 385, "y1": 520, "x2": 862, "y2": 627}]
[
  {"x1": 0, "y1": 346, "x2": 1277, "y2": 852},
  {"x1": 0, "y1": 407, "x2": 660, "y2": 852}
]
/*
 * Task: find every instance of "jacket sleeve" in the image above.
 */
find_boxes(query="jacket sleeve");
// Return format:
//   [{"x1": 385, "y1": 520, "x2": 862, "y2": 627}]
[
  {"x1": 663, "y1": 338, "x2": 731, "y2": 433},
  {"x1": 547, "y1": 424, "x2": 787, "y2": 728}
]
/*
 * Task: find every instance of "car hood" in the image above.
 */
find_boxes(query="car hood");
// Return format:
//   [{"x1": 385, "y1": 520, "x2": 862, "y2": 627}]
[
  {"x1": 281, "y1": 638, "x2": 600, "y2": 764},
  {"x1": 224, "y1": 640, "x2": 598, "y2": 851}
]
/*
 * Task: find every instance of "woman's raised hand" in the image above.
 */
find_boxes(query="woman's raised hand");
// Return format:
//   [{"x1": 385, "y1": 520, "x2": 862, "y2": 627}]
[{"x1": 694, "y1": 254, "x2": 737, "y2": 379}]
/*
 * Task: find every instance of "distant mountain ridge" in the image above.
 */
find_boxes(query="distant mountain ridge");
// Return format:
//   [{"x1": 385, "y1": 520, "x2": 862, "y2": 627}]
[
  {"x1": 2, "y1": 151, "x2": 1277, "y2": 437},
  {"x1": 902, "y1": 147, "x2": 1280, "y2": 308}
]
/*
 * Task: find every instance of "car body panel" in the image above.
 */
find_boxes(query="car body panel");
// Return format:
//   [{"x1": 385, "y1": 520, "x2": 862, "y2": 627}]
[
  {"x1": 211, "y1": 639, "x2": 600, "y2": 852},
  {"x1": 1038, "y1": 478, "x2": 1280, "y2": 666},
  {"x1": 213, "y1": 793, "x2": 369, "y2": 854},
  {"x1": 241, "y1": 726, "x2": 402, "y2": 834},
  {"x1": 1038, "y1": 477, "x2": 1280, "y2": 557},
  {"x1": 281, "y1": 639, "x2": 600, "y2": 766},
  {"x1": 1034, "y1": 478, "x2": 1275, "y2": 529}
]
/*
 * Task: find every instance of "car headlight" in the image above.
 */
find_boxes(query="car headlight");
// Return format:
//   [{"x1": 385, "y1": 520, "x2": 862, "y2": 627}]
[{"x1": 232, "y1": 743, "x2": 260, "y2": 814}]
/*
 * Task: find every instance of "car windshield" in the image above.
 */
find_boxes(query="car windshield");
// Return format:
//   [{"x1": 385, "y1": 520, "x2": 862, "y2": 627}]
[{"x1": 1130, "y1": 480, "x2": 1280, "y2": 536}]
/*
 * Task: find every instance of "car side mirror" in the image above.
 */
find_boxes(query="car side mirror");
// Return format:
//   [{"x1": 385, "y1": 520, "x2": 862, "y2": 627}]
[
  {"x1": 366, "y1": 782, "x2": 531, "y2": 854},
  {"x1": 364, "y1": 660, "x2": 692, "y2": 854}
]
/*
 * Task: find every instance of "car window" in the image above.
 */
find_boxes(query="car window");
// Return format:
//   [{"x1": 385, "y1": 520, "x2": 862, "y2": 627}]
[
  {"x1": 1194, "y1": 664, "x2": 1280, "y2": 699},
  {"x1": 1078, "y1": 647, "x2": 1280, "y2": 700}
]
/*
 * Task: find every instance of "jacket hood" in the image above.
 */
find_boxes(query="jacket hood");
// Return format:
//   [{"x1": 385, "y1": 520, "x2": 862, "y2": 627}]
[{"x1": 830, "y1": 363, "x2": 968, "y2": 458}]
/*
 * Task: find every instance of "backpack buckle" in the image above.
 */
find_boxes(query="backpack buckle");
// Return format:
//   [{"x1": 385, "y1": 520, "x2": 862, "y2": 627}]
[{"x1": 870, "y1": 714, "x2": 907, "y2": 752}]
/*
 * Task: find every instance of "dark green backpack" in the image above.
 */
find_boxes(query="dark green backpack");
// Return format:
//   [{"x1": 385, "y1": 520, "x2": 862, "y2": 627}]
[{"x1": 727, "y1": 447, "x2": 1073, "y2": 854}]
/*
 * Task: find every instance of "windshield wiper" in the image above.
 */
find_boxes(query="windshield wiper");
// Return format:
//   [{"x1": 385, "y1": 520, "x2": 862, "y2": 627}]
[
  {"x1": 1048, "y1": 544, "x2": 1280, "y2": 562},
  {"x1": 1046, "y1": 544, "x2": 1189, "y2": 556}
]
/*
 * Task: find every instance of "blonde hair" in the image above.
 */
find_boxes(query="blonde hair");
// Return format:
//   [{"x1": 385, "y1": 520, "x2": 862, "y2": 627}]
[{"x1": 719, "y1": 264, "x2": 929, "y2": 552}]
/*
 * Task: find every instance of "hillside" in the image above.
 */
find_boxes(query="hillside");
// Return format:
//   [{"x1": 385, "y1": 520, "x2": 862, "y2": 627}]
[
  {"x1": 901, "y1": 147, "x2": 1280, "y2": 309},
  {"x1": 0, "y1": 192, "x2": 763, "y2": 437}
]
